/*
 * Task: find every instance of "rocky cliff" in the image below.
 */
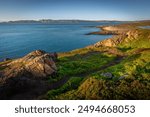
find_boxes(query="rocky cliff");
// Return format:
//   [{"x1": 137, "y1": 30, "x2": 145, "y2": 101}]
[{"x1": 0, "y1": 50, "x2": 57, "y2": 99}]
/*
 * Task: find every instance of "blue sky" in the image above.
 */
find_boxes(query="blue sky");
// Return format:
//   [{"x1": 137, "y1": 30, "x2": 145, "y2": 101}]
[{"x1": 0, "y1": 0, "x2": 150, "y2": 21}]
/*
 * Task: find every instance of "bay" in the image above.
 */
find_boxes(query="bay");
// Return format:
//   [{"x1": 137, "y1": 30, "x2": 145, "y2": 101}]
[{"x1": 0, "y1": 22, "x2": 121, "y2": 60}]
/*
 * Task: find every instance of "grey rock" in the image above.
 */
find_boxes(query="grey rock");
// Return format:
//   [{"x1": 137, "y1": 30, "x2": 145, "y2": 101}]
[
  {"x1": 101, "y1": 72, "x2": 113, "y2": 79},
  {"x1": 118, "y1": 74, "x2": 129, "y2": 80},
  {"x1": 118, "y1": 76, "x2": 125, "y2": 80}
]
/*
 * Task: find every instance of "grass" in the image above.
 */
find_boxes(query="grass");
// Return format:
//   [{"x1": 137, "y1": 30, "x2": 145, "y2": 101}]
[
  {"x1": 46, "y1": 51, "x2": 116, "y2": 99},
  {"x1": 56, "y1": 51, "x2": 116, "y2": 78},
  {"x1": 117, "y1": 47, "x2": 132, "y2": 52},
  {"x1": 90, "y1": 50, "x2": 150, "y2": 81},
  {"x1": 119, "y1": 29, "x2": 150, "y2": 49},
  {"x1": 47, "y1": 77, "x2": 83, "y2": 99}
]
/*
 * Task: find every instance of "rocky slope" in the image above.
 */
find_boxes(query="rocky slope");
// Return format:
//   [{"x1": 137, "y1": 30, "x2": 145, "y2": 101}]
[
  {"x1": 92, "y1": 21, "x2": 150, "y2": 48},
  {"x1": 1, "y1": 50, "x2": 57, "y2": 79},
  {"x1": 0, "y1": 50, "x2": 57, "y2": 99}
]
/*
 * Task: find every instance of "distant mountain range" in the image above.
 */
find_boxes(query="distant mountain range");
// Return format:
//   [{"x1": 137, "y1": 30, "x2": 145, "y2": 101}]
[{"x1": 0, "y1": 19, "x2": 125, "y2": 24}]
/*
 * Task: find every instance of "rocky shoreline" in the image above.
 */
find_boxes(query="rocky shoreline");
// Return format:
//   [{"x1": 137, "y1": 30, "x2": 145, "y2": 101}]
[{"x1": 86, "y1": 21, "x2": 150, "y2": 48}]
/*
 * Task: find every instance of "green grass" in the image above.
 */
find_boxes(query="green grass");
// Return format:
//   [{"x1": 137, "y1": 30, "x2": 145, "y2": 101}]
[
  {"x1": 90, "y1": 50, "x2": 150, "y2": 80},
  {"x1": 46, "y1": 51, "x2": 116, "y2": 99},
  {"x1": 48, "y1": 46, "x2": 150, "y2": 99},
  {"x1": 56, "y1": 52, "x2": 116, "y2": 78},
  {"x1": 47, "y1": 77, "x2": 83, "y2": 99},
  {"x1": 119, "y1": 29, "x2": 150, "y2": 49},
  {"x1": 117, "y1": 47, "x2": 133, "y2": 52}
]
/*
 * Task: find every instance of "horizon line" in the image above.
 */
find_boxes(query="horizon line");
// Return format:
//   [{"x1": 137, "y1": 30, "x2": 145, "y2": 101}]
[{"x1": 0, "y1": 18, "x2": 150, "y2": 23}]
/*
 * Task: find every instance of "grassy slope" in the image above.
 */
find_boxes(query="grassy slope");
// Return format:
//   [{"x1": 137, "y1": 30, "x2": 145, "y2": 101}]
[
  {"x1": 119, "y1": 29, "x2": 150, "y2": 48},
  {"x1": 46, "y1": 23, "x2": 150, "y2": 100}
]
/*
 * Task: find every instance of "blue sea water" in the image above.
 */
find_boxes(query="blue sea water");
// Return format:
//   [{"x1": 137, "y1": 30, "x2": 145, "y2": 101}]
[
  {"x1": 0, "y1": 22, "x2": 121, "y2": 60},
  {"x1": 140, "y1": 26, "x2": 150, "y2": 29}
]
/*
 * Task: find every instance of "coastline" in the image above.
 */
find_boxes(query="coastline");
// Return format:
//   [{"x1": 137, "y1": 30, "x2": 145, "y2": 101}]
[
  {"x1": 59, "y1": 20, "x2": 150, "y2": 57},
  {"x1": 0, "y1": 20, "x2": 150, "y2": 99}
]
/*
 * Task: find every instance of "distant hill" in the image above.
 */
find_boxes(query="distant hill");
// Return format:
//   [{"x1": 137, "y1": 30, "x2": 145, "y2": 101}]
[{"x1": 0, "y1": 19, "x2": 124, "y2": 24}]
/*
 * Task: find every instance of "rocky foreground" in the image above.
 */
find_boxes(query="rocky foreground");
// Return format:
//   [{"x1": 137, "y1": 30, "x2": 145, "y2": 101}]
[
  {"x1": 0, "y1": 50, "x2": 57, "y2": 99},
  {"x1": 0, "y1": 21, "x2": 150, "y2": 100}
]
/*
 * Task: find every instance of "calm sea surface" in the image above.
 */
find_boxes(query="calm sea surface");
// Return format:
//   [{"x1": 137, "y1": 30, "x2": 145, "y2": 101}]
[
  {"x1": 0, "y1": 22, "x2": 122, "y2": 60},
  {"x1": 140, "y1": 26, "x2": 150, "y2": 29}
]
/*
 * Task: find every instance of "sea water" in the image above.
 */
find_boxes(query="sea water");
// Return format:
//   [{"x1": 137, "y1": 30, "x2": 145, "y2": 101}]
[
  {"x1": 0, "y1": 22, "x2": 121, "y2": 61},
  {"x1": 140, "y1": 26, "x2": 150, "y2": 29}
]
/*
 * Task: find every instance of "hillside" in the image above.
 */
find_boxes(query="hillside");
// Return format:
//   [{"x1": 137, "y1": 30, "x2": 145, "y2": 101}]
[
  {"x1": 0, "y1": 21, "x2": 150, "y2": 99},
  {"x1": 0, "y1": 19, "x2": 122, "y2": 24},
  {"x1": 46, "y1": 21, "x2": 150, "y2": 100}
]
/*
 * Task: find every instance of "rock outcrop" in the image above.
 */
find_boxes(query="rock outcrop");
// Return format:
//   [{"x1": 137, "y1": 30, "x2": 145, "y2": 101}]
[
  {"x1": 0, "y1": 50, "x2": 57, "y2": 99},
  {"x1": 93, "y1": 26, "x2": 142, "y2": 47},
  {"x1": 1, "y1": 50, "x2": 57, "y2": 80}
]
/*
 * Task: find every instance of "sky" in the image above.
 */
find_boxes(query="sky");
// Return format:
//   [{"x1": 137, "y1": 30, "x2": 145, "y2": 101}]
[{"x1": 0, "y1": 0, "x2": 150, "y2": 21}]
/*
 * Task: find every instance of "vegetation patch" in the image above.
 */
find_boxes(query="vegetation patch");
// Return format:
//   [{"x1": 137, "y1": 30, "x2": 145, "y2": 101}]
[{"x1": 47, "y1": 77, "x2": 83, "y2": 99}]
